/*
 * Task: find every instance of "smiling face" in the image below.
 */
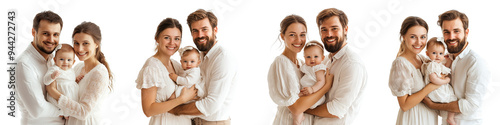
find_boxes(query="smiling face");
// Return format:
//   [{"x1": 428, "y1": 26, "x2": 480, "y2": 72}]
[
  {"x1": 190, "y1": 18, "x2": 217, "y2": 52},
  {"x1": 426, "y1": 44, "x2": 446, "y2": 63},
  {"x1": 319, "y1": 16, "x2": 347, "y2": 54},
  {"x1": 303, "y1": 46, "x2": 325, "y2": 67},
  {"x1": 156, "y1": 28, "x2": 182, "y2": 56},
  {"x1": 402, "y1": 26, "x2": 427, "y2": 55},
  {"x1": 281, "y1": 23, "x2": 307, "y2": 54},
  {"x1": 32, "y1": 20, "x2": 61, "y2": 55},
  {"x1": 73, "y1": 33, "x2": 98, "y2": 61},
  {"x1": 54, "y1": 51, "x2": 75, "y2": 70},
  {"x1": 180, "y1": 51, "x2": 201, "y2": 70},
  {"x1": 442, "y1": 18, "x2": 468, "y2": 54}
]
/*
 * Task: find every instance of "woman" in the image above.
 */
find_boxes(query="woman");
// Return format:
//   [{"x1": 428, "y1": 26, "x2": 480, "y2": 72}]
[
  {"x1": 135, "y1": 18, "x2": 197, "y2": 125},
  {"x1": 267, "y1": 15, "x2": 333, "y2": 125},
  {"x1": 46, "y1": 22, "x2": 113, "y2": 124},
  {"x1": 388, "y1": 16, "x2": 447, "y2": 125}
]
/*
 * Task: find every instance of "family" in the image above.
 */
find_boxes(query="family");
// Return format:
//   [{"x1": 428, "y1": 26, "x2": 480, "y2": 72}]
[
  {"x1": 267, "y1": 8, "x2": 368, "y2": 125},
  {"x1": 388, "y1": 10, "x2": 490, "y2": 125},
  {"x1": 135, "y1": 9, "x2": 237, "y2": 125},
  {"x1": 16, "y1": 11, "x2": 113, "y2": 125}
]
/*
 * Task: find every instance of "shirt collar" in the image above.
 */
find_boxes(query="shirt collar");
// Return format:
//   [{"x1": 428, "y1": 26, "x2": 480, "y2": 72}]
[
  {"x1": 328, "y1": 43, "x2": 349, "y2": 62},
  {"x1": 201, "y1": 41, "x2": 220, "y2": 60},
  {"x1": 28, "y1": 42, "x2": 48, "y2": 63},
  {"x1": 452, "y1": 42, "x2": 471, "y2": 60}
]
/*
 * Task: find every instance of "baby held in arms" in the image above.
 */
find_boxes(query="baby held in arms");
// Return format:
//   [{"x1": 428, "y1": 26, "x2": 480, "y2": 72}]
[{"x1": 169, "y1": 46, "x2": 205, "y2": 102}]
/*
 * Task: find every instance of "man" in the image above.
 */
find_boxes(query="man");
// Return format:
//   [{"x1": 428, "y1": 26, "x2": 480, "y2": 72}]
[
  {"x1": 423, "y1": 10, "x2": 490, "y2": 125},
  {"x1": 305, "y1": 8, "x2": 368, "y2": 125},
  {"x1": 169, "y1": 9, "x2": 237, "y2": 125},
  {"x1": 15, "y1": 11, "x2": 64, "y2": 125}
]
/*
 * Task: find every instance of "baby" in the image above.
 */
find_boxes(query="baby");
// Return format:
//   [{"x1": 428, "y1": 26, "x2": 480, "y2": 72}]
[
  {"x1": 44, "y1": 44, "x2": 79, "y2": 118},
  {"x1": 294, "y1": 41, "x2": 327, "y2": 125},
  {"x1": 169, "y1": 46, "x2": 204, "y2": 101},
  {"x1": 422, "y1": 37, "x2": 457, "y2": 125}
]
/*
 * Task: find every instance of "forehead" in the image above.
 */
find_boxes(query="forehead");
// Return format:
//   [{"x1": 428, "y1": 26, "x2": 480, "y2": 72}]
[
  {"x1": 442, "y1": 18, "x2": 464, "y2": 30},
  {"x1": 286, "y1": 23, "x2": 306, "y2": 33},
  {"x1": 320, "y1": 16, "x2": 341, "y2": 28},
  {"x1": 38, "y1": 20, "x2": 61, "y2": 32},
  {"x1": 182, "y1": 52, "x2": 200, "y2": 59},
  {"x1": 56, "y1": 50, "x2": 75, "y2": 58},
  {"x1": 160, "y1": 28, "x2": 181, "y2": 36},
  {"x1": 427, "y1": 44, "x2": 445, "y2": 51},
  {"x1": 406, "y1": 26, "x2": 427, "y2": 35},
  {"x1": 73, "y1": 33, "x2": 94, "y2": 41},
  {"x1": 190, "y1": 18, "x2": 212, "y2": 29}
]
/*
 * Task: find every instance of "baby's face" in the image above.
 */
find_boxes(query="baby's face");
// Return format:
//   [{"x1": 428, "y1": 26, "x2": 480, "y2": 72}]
[
  {"x1": 181, "y1": 53, "x2": 200, "y2": 70},
  {"x1": 303, "y1": 46, "x2": 324, "y2": 67},
  {"x1": 426, "y1": 45, "x2": 446, "y2": 63},
  {"x1": 55, "y1": 51, "x2": 75, "y2": 70}
]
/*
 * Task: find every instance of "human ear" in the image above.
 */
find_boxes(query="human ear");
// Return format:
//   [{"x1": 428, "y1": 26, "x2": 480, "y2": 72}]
[{"x1": 32, "y1": 28, "x2": 36, "y2": 37}]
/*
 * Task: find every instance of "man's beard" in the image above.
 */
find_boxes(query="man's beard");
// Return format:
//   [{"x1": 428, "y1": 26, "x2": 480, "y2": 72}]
[
  {"x1": 322, "y1": 35, "x2": 345, "y2": 54},
  {"x1": 36, "y1": 40, "x2": 56, "y2": 54},
  {"x1": 194, "y1": 33, "x2": 215, "y2": 52},
  {"x1": 445, "y1": 36, "x2": 466, "y2": 54}
]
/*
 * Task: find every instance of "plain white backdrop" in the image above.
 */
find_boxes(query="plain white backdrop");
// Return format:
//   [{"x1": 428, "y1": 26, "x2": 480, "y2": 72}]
[{"x1": 1, "y1": 0, "x2": 499, "y2": 124}]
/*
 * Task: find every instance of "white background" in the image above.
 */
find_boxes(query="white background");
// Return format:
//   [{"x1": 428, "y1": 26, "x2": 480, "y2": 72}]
[{"x1": 1, "y1": 0, "x2": 499, "y2": 124}]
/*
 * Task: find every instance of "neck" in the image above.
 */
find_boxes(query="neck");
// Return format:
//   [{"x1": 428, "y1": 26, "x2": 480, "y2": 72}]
[
  {"x1": 451, "y1": 42, "x2": 468, "y2": 57},
  {"x1": 32, "y1": 42, "x2": 50, "y2": 60},
  {"x1": 154, "y1": 52, "x2": 171, "y2": 65},
  {"x1": 202, "y1": 40, "x2": 217, "y2": 55},
  {"x1": 282, "y1": 48, "x2": 297, "y2": 64},
  {"x1": 84, "y1": 57, "x2": 99, "y2": 73}
]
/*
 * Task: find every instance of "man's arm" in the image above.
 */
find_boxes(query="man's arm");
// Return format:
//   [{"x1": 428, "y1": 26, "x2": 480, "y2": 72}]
[
  {"x1": 306, "y1": 63, "x2": 365, "y2": 119},
  {"x1": 422, "y1": 97, "x2": 460, "y2": 112},
  {"x1": 16, "y1": 62, "x2": 59, "y2": 118},
  {"x1": 169, "y1": 101, "x2": 202, "y2": 115}
]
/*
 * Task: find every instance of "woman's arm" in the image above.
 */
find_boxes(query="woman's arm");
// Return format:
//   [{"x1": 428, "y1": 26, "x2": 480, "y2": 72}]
[
  {"x1": 141, "y1": 86, "x2": 197, "y2": 117},
  {"x1": 397, "y1": 83, "x2": 441, "y2": 112},
  {"x1": 288, "y1": 70, "x2": 333, "y2": 116}
]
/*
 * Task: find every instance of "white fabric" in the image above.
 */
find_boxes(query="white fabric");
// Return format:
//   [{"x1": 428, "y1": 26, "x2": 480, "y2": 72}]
[
  {"x1": 44, "y1": 65, "x2": 79, "y2": 117},
  {"x1": 449, "y1": 44, "x2": 490, "y2": 122},
  {"x1": 268, "y1": 55, "x2": 313, "y2": 125},
  {"x1": 15, "y1": 44, "x2": 65, "y2": 125},
  {"x1": 389, "y1": 54, "x2": 438, "y2": 125},
  {"x1": 299, "y1": 64, "x2": 327, "y2": 109},
  {"x1": 175, "y1": 67, "x2": 205, "y2": 98},
  {"x1": 135, "y1": 57, "x2": 191, "y2": 125},
  {"x1": 421, "y1": 61, "x2": 457, "y2": 103},
  {"x1": 57, "y1": 62, "x2": 110, "y2": 125},
  {"x1": 314, "y1": 44, "x2": 368, "y2": 125},
  {"x1": 195, "y1": 43, "x2": 238, "y2": 121}
]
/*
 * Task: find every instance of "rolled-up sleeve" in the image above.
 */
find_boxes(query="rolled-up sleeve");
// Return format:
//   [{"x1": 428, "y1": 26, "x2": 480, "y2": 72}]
[
  {"x1": 458, "y1": 57, "x2": 489, "y2": 115},
  {"x1": 195, "y1": 53, "x2": 237, "y2": 116},
  {"x1": 326, "y1": 62, "x2": 365, "y2": 119}
]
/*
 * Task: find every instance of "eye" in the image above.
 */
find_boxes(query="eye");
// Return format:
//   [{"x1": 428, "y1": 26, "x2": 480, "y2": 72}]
[
  {"x1": 432, "y1": 52, "x2": 436, "y2": 54},
  {"x1": 300, "y1": 34, "x2": 306, "y2": 37},
  {"x1": 191, "y1": 61, "x2": 195, "y2": 63},
  {"x1": 164, "y1": 36, "x2": 170, "y2": 40},
  {"x1": 202, "y1": 28, "x2": 208, "y2": 32},
  {"x1": 175, "y1": 37, "x2": 180, "y2": 41},
  {"x1": 289, "y1": 34, "x2": 295, "y2": 37},
  {"x1": 306, "y1": 56, "x2": 310, "y2": 58},
  {"x1": 314, "y1": 56, "x2": 318, "y2": 58},
  {"x1": 333, "y1": 28, "x2": 338, "y2": 31},
  {"x1": 321, "y1": 29, "x2": 327, "y2": 32},
  {"x1": 59, "y1": 58, "x2": 64, "y2": 61},
  {"x1": 410, "y1": 36, "x2": 415, "y2": 38},
  {"x1": 421, "y1": 36, "x2": 426, "y2": 39},
  {"x1": 67, "y1": 59, "x2": 72, "y2": 61},
  {"x1": 54, "y1": 33, "x2": 59, "y2": 37}
]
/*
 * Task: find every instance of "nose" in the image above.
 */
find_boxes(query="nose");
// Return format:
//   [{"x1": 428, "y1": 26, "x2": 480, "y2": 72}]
[
  {"x1": 327, "y1": 30, "x2": 334, "y2": 37},
  {"x1": 198, "y1": 31, "x2": 204, "y2": 38}
]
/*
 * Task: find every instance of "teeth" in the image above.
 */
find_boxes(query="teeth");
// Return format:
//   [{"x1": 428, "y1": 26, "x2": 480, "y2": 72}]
[
  {"x1": 293, "y1": 44, "x2": 301, "y2": 47},
  {"x1": 79, "y1": 53, "x2": 86, "y2": 55},
  {"x1": 167, "y1": 47, "x2": 175, "y2": 50},
  {"x1": 328, "y1": 39, "x2": 335, "y2": 42}
]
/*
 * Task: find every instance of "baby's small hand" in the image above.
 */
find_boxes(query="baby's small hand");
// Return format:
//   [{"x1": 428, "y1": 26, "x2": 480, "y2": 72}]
[
  {"x1": 51, "y1": 71, "x2": 60, "y2": 79},
  {"x1": 301, "y1": 87, "x2": 314, "y2": 96},
  {"x1": 76, "y1": 74, "x2": 84, "y2": 83},
  {"x1": 168, "y1": 73, "x2": 178, "y2": 82}
]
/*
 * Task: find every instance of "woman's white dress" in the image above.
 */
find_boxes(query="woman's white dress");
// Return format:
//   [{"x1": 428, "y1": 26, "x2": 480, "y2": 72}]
[
  {"x1": 268, "y1": 55, "x2": 314, "y2": 125},
  {"x1": 299, "y1": 64, "x2": 326, "y2": 109},
  {"x1": 388, "y1": 54, "x2": 438, "y2": 125},
  {"x1": 56, "y1": 62, "x2": 110, "y2": 125},
  {"x1": 136, "y1": 57, "x2": 191, "y2": 125}
]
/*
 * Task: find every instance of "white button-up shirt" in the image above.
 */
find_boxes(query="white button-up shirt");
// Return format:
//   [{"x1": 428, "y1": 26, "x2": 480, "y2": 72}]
[
  {"x1": 450, "y1": 44, "x2": 490, "y2": 122},
  {"x1": 195, "y1": 42, "x2": 238, "y2": 121},
  {"x1": 15, "y1": 43, "x2": 64, "y2": 125},
  {"x1": 314, "y1": 44, "x2": 368, "y2": 125}
]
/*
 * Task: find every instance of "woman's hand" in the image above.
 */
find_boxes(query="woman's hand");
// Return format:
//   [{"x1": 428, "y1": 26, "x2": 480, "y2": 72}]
[
  {"x1": 178, "y1": 86, "x2": 197, "y2": 103},
  {"x1": 168, "y1": 73, "x2": 178, "y2": 82}
]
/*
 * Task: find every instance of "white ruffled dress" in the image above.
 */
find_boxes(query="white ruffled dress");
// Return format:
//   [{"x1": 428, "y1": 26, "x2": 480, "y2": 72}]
[
  {"x1": 421, "y1": 61, "x2": 457, "y2": 103},
  {"x1": 136, "y1": 57, "x2": 191, "y2": 125},
  {"x1": 299, "y1": 64, "x2": 327, "y2": 109},
  {"x1": 44, "y1": 65, "x2": 79, "y2": 117}
]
